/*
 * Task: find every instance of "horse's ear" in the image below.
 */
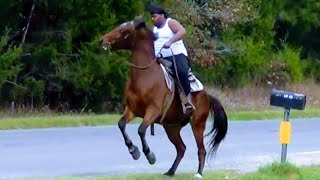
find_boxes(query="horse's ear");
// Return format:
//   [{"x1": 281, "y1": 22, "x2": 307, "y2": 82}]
[{"x1": 133, "y1": 16, "x2": 146, "y2": 29}]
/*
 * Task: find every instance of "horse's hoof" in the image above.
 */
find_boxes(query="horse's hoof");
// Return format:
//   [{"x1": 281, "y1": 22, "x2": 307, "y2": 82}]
[
  {"x1": 129, "y1": 145, "x2": 140, "y2": 160},
  {"x1": 147, "y1": 151, "x2": 156, "y2": 165},
  {"x1": 194, "y1": 173, "x2": 203, "y2": 179},
  {"x1": 163, "y1": 171, "x2": 175, "y2": 176}
]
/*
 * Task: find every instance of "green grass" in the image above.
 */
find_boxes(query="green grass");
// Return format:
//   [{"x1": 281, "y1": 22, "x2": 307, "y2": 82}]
[
  {"x1": 0, "y1": 108, "x2": 319, "y2": 130},
  {"x1": 49, "y1": 162, "x2": 320, "y2": 180},
  {"x1": 0, "y1": 114, "x2": 127, "y2": 130},
  {"x1": 227, "y1": 108, "x2": 320, "y2": 120},
  {"x1": 241, "y1": 163, "x2": 320, "y2": 180}
]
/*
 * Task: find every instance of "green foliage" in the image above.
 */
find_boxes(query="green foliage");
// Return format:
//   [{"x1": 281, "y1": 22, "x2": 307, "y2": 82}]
[
  {"x1": 222, "y1": 38, "x2": 271, "y2": 87},
  {"x1": 0, "y1": 0, "x2": 144, "y2": 111},
  {"x1": 257, "y1": 162, "x2": 301, "y2": 178},
  {"x1": 0, "y1": 0, "x2": 320, "y2": 112},
  {"x1": 277, "y1": 0, "x2": 320, "y2": 28},
  {"x1": 211, "y1": 0, "x2": 273, "y2": 87},
  {"x1": 274, "y1": 45, "x2": 303, "y2": 83},
  {"x1": 66, "y1": 43, "x2": 129, "y2": 99},
  {"x1": 0, "y1": 0, "x2": 23, "y2": 32},
  {"x1": 275, "y1": 0, "x2": 320, "y2": 59},
  {"x1": 182, "y1": 0, "x2": 319, "y2": 87},
  {"x1": 23, "y1": 77, "x2": 45, "y2": 104},
  {"x1": 0, "y1": 29, "x2": 22, "y2": 88},
  {"x1": 303, "y1": 59, "x2": 320, "y2": 83}
]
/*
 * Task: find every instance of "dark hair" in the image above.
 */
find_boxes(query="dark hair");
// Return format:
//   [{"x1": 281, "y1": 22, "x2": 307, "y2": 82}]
[{"x1": 148, "y1": 3, "x2": 168, "y2": 18}]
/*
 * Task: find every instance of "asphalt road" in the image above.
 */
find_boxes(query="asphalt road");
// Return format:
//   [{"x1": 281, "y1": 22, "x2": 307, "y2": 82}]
[{"x1": 1, "y1": 118, "x2": 320, "y2": 179}]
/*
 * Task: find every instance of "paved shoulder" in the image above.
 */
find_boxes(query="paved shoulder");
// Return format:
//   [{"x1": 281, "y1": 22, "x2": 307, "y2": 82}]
[{"x1": 0, "y1": 118, "x2": 319, "y2": 179}]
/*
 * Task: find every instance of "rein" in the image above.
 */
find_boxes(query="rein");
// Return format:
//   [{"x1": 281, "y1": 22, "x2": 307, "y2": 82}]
[
  {"x1": 105, "y1": 27, "x2": 163, "y2": 69},
  {"x1": 126, "y1": 59, "x2": 158, "y2": 69},
  {"x1": 126, "y1": 47, "x2": 163, "y2": 69},
  {"x1": 125, "y1": 47, "x2": 164, "y2": 69}
]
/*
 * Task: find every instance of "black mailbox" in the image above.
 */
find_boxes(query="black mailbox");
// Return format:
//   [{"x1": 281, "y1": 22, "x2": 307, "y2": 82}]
[{"x1": 270, "y1": 89, "x2": 306, "y2": 110}]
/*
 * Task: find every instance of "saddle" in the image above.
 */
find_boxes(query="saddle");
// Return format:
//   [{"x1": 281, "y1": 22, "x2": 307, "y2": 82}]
[
  {"x1": 156, "y1": 57, "x2": 203, "y2": 123},
  {"x1": 157, "y1": 58, "x2": 197, "y2": 83}
]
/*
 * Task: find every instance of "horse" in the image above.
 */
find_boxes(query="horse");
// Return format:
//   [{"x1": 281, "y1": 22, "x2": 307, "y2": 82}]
[{"x1": 100, "y1": 17, "x2": 228, "y2": 178}]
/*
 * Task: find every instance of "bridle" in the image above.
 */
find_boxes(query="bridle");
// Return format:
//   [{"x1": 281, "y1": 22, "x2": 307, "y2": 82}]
[{"x1": 102, "y1": 23, "x2": 162, "y2": 69}]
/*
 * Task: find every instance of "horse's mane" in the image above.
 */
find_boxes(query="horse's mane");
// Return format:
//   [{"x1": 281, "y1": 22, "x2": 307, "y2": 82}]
[
  {"x1": 135, "y1": 25, "x2": 155, "y2": 42},
  {"x1": 132, "y1": 25, "x2": 156, "y2": 56}
]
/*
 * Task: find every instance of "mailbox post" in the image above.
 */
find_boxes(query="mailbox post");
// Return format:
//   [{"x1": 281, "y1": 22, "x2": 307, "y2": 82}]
[
  {"x1": 281, "y1": 108, "x2": 290, "y2": 163},
  {"x1": 270, "y1": 89, "x2": 306, "y2": 163}
]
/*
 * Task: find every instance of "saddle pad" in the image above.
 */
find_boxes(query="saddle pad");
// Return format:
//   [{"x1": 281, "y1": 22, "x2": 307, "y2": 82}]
[{"x1": 160, "y1": 64, "x2": 204, "y2": 93}]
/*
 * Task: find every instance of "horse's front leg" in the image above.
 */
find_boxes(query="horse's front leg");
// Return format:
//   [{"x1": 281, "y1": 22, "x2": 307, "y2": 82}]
[
  {"x1": 118, "y1": 106, "x2": 140, "y2": 160},
  {"x1": 138, "y1": 109, "x2": 160, "y2": 165}
]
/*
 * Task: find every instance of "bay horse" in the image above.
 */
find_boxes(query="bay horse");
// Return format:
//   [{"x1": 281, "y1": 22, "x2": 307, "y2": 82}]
[{"x1": 100, "y1": 17, "x2": 228, "y2": 178}]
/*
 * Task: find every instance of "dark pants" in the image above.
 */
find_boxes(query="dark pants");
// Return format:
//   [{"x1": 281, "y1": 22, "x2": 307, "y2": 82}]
[{"x1": 164, "y1": 53, "x2": 190, "y2": 95}]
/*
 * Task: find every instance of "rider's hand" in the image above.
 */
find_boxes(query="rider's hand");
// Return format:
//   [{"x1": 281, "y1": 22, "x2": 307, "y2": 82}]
[{"x1": 163, "y1": 41, "x2": 172, "y2": 49}]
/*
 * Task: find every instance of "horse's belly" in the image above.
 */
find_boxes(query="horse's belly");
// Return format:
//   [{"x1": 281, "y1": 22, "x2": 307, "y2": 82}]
[{"x1": 161, "y1": 103, "x2": 186, "y2": 124}]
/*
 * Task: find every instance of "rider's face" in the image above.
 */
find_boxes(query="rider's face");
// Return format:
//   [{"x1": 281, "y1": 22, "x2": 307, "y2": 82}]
[{"x1": 151, "y1": 13, "x2": 165, "y2": 27}]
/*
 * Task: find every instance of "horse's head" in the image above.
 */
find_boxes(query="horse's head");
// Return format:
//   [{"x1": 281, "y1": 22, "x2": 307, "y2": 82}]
[{"x1": 101, "y1": 17, "x2": 148, "y2": 51}]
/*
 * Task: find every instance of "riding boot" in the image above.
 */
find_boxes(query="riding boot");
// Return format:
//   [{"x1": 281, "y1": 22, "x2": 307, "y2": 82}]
[{"x1": 179, "y1": 92, "x2": 195, "y2": 116}]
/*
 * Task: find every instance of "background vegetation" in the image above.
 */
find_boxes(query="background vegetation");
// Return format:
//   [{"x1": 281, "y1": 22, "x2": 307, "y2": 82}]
[{"x1": 0, "y1": 0, "x2": 319, "y2": 113}]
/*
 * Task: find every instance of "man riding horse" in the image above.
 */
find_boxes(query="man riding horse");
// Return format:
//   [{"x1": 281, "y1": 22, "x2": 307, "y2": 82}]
[
  {"x1": 148, "y1": 4, "x2": 195, "y2": 116},
  {"x1": 100, "y1": 8, "x2": 228, "y2": 178}
]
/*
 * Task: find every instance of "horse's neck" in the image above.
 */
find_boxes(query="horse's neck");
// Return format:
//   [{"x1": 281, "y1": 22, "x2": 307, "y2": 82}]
[{"x1": 130, "y1": 39, "x2": 159, "y2": 78}]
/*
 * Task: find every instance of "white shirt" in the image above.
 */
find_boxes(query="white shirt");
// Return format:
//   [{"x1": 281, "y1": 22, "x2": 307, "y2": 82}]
[{"x1": 153, "y1": 18, "x2": 188, "y2": 58}]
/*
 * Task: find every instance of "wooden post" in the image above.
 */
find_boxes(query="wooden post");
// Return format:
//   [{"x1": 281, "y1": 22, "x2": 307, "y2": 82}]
[{"x1": 10, "y1": 101, "x2": 15, "y2": 116}]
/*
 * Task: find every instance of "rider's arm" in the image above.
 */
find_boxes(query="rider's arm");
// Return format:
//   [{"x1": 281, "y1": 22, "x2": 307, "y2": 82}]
[
  {"x1": 153, "y1": 27, "x2": 159, "y2": 41},
  {"x1": 167, "y1": 19, "x2": 186, "y2": 44}
]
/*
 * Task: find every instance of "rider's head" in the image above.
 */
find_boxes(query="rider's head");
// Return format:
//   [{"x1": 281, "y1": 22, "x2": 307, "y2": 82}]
[{"x1": 148, "y1": 4, "x2": 168, "y2": 28}]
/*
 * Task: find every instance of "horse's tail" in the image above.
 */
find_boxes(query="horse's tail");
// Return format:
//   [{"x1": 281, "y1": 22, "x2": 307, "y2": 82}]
[{"x1": 206, "y1": 94, "x2": 228, "y2": 158}]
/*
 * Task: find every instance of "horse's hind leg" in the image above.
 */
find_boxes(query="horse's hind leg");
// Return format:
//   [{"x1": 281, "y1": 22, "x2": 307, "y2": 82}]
[
  {"x1": 163, "y1": 124, "x2": 185, "y2": 176},
  {"x1": 191, "y1": 113, "x2": 208, "y2": 178},
  {"x1": 118, "y1": 106, "x2": 140, "y2": 160},
  {"x1": 138, "y1": 109, "x2": 160, "y2": 165}
]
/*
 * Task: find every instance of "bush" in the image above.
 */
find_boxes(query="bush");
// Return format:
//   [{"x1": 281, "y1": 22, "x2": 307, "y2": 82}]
[
  {"x1": 273, "y1": 45, "x2": 303, "y2": 83},
  {"x1": 303, "y1": 59, "x2": 320, "y2": 83}
]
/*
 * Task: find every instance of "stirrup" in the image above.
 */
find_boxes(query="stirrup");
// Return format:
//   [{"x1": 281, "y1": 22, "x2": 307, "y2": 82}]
[
  {"x1": 179, "y1": 92, "x2": 195, "y2": 115},
  {"x1": 182, "y1": 102, "x2": 195, "y2": 116}
]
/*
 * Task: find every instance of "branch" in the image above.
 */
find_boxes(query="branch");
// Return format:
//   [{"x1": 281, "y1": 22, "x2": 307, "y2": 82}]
[
  {"x1": 4, "y1": 80, "x2": 27, "y2": 89},
  {"x1": 21, "y1": 0, "x2": 36, "y2": 45}
]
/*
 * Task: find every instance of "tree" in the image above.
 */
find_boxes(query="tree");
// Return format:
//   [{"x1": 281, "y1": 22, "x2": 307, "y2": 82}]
[
  {"x1": 0, "y1": 30, "x2": 22, "y2": 89},
  {"x1": 0, "y1": 0, "x2": 145, "y2": 112}
]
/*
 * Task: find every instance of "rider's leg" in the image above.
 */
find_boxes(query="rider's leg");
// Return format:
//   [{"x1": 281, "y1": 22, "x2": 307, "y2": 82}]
[{"x1": 165, "y1": 54, "x2": 195, "y2": 115}]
